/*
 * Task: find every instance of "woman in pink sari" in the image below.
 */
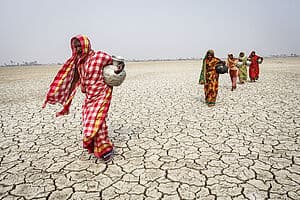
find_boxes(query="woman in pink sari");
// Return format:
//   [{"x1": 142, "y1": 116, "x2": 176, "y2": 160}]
[
  {"x1": 43, "y1": 35, "x2": 124, "y2": 162},
  {"x1": 248, "y1": 51, "x2": 263, "y2": 82},
  {"x1": 227, "y1": 54, "x2": 238, "y2": 91}
]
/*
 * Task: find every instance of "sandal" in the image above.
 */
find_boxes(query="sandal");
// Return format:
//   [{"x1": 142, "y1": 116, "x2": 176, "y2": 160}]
[{"x1": 102, "y1": 150, "x2": 114, "y2": 163}]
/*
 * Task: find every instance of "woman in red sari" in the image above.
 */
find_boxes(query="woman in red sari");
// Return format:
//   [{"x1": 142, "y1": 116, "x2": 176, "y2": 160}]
[
  {"x1": 202, "y1": 50, "x2": 223, "y2": 107},
  {"x1": 248, "y1": 51, "x2": 263, "y2": 82},
  {"x1": 43, "y1": 35, "x2": 124, "y2": 162}
]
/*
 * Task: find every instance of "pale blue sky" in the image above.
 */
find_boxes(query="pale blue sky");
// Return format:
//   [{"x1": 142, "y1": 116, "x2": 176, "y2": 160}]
[{"x1": 0, "y1": 0, "x2": 299, "y2": 64}]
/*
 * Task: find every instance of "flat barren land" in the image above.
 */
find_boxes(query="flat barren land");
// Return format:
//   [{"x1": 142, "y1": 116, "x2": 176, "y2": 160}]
[{"x1": 0, "y1": 58, "x2": 299, "y2": 199}]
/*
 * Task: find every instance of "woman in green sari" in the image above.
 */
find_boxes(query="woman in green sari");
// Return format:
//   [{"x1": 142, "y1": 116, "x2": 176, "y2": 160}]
[{"x1": 238, "y1": 52, "x2": 247, "y2": 84}]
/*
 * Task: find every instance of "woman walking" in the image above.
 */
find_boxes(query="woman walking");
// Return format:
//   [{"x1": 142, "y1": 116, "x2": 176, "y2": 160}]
[
  {"x1": 202, "y1": 50, "x2": 223, "y2": 107},
  {"x1": 227, "y1": 54, "x2": 238, "y2": 91},
  {"x1": 43, "y1": 35, "x2": 124, "y2": 162},
  {"x1": 238, "y1": 52, "x2": 247, "y2": 84},
  {"x1": 248, "y1": 51, "x2": 263, "y2": 82}
]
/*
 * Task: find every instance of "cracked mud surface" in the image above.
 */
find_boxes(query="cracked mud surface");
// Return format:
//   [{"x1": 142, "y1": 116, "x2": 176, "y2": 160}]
[{"x1": 0, "y1": 58, "x2": 299, "y2": 199}]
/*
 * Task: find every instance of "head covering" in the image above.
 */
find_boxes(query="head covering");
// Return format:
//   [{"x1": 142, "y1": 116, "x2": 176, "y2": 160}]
[
  {"x1": 71, "y1": 35, "x2": 91, "y2": 58},
  {"x1": 206, "y1": 50, "x2": 215, "y2": 57},
  {"x1": 239, "y1": 52, "x2": 245, "y2": 57},
  {"x1": 199, "y1": 50, "x2": 215, "y2": 84},
  {"x1": 227, "y1": 53, "x2": 237, "y2": 68},
  {"x1": 249, "y1": 51, "x2": 256, "y2": 57},
  {"x1": 42, "y1": 35, "x2": 93, "y2": 116}
]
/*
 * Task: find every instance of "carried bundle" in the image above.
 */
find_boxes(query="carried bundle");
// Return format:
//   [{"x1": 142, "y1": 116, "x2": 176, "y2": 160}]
[
  {"x1": 246, "y1": 58, "x2": 252, "y2": 66},
  {"x1": 215, "y1": 61, "x2": 228, "y2": 74},
  {"x1": 103, "y1": 56, "x2": 126, "y2": 87},
  {"x1": 236, "y1": 61, "x2": 243, "y2": 67}
]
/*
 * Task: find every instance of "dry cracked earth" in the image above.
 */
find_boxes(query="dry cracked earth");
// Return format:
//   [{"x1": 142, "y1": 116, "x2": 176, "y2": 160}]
[{"x1": 0, "y1": 58, "x2": 299, "y2": 200}]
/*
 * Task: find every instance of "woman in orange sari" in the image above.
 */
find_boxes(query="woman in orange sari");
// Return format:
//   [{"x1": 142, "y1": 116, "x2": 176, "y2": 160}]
[
  {"x1": 227, "y1": 54, "x2": 238, "y2": 91},
  {"x1": 202, "y1": 50, "x2": 223, "y2": 107},
  {"x1": 43, "y1": 35, "x2": 124, "y2": 162}
]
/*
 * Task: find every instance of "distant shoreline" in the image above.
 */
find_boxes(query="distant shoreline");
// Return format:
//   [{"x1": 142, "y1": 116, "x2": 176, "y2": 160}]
[{"x1": 1, "y1": 55, "x2": 299, "y2": 67}]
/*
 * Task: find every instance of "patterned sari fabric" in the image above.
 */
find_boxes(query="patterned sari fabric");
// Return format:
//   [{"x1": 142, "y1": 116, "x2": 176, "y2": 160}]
[
  {"x1": 204, "y1": 55, "x2": 220, "y2": 105},
  {"x1": 227, "y1": 56, "x2": 238, "y2": 89},
  {"x1": 80, "y1": 49, "x2": 113, "y2": 158},
  {"x1": 198, "y1": 58, "x2": 206, "y2": 84},
  {"x1": 43, "y1": 35, "x2": 114, "y2": 159},
  {"x1": 249, "y1": 54, "x2": 261, "y2": 81},
  {"x1": 238, "y1": 55, "x2": 247, "y2": 83},
  {"x1": 42, "y1": 37, "x2": 86, "y2": 116}
]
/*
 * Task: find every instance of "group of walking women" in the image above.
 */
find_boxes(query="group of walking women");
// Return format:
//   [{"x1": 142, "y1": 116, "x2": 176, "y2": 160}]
[
  {"x1": 44, "y1": 34, "x2": 264, "y2": 161},
  {"x1": 199, "y1": 50, "x2": 263, "y2": 107}
]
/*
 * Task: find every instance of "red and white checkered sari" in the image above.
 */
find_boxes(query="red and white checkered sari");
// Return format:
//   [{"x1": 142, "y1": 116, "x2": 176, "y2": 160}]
[{"x1": 43, "y1": 35, "x2": 114, "y2": 158}]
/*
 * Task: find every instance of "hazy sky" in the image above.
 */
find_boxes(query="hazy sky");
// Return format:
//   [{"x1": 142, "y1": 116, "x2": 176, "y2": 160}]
[{"x1": 1, "y1": 0, "x2": 299, "y2": 64}]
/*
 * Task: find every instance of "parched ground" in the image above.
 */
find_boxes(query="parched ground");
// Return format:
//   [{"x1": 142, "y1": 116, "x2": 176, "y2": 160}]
[{"x1": 0, "y1": 58, "x2": 299, "y2": 200}]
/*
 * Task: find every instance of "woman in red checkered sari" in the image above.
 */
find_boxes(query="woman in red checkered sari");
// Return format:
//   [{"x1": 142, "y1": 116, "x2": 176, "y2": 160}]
[{"x1": 43, "y1": 35, "x2": 124, "y2": 161}]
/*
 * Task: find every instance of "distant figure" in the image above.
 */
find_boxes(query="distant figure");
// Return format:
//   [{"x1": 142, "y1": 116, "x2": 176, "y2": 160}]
[
  {"x1": 202, "y1": 50, "x2": 224, "y2": 107},
  {"x1": 248, "y1": 51, "x2": 263, "y2": 82},
  {"x1": 238, "y1": 52, "x2": 248, "y2": 84},
  {"x1": 43, "y1": 35, "x2": 124, "y2": 162},
  {"x1": 227, "y1": 53, "x2": 238, "y2": 91}
]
